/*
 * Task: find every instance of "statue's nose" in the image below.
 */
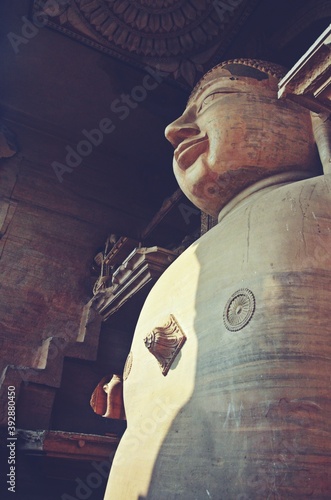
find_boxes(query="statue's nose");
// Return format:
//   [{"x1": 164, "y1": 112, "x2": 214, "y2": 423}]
[{"x1": 165, "y1": 113, "x2": 200, "y2": 149}]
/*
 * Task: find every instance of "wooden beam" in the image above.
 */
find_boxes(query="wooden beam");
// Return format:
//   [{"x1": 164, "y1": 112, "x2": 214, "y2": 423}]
[
  {"x1": 18, "y1": 429, "x2": 119, "y2": 461},
  {"x1": 278, "y1": 24, "x2": 331, "y2": 114}
]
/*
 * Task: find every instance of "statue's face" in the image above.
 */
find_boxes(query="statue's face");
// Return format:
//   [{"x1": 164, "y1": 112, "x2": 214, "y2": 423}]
[{"x1": 165, "y1": 70, "x2": 316, "y2": 217}]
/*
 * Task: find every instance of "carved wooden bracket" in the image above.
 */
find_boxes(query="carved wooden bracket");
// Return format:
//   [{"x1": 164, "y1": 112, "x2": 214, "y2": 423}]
[
  {"x1": 144, "y1": 314, "x2": 186, "y2": 376},
  {"x1": 90, "y1": 246, "x2": 178, "y2": 321}
]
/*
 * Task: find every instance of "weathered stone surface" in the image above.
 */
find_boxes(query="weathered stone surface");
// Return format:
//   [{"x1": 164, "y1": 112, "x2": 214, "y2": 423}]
[
  {"x1": 105, "y1": 60, "x2": 331, "y2": 498},
  {"x1": 107, "y1": 172, "x2": 331, "y2": 499}
]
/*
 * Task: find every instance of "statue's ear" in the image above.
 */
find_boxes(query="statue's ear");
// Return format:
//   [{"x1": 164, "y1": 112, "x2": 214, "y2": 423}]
[{"x1": 311, "y1": 112, "x2": 331, "y2": 174}]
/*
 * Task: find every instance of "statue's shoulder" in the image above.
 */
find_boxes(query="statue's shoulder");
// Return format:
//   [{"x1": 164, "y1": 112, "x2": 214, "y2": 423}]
[
  {"x1": 187, "y1": 173, "x2": 331, "y2": 249},
  {"x1": 290, "y1": 173, "x2": 331, "y2": 189},
  {"x1": 278, "y1": 173, "x2": 331, "y2": 201}
]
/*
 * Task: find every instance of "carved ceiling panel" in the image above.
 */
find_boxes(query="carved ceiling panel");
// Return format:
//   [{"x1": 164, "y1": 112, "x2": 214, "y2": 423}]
[{"x1": 33, "y1": 0, "x2": 260, "y2": 88}]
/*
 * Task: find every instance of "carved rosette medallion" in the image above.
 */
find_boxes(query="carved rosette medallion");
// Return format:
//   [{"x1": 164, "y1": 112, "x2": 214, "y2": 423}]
[
  {"x1": 33, "y1": 0, "x2": 261, "y2": 88},
  {"x1": 223, "y1": 288, "x2": 255, "y2": 331},
  {"x1": 144, "y1": 315, "x2": 186, "y2": 375},
  {"x1": 123, "y1": 351, "x2": 133, "y2": 381}
]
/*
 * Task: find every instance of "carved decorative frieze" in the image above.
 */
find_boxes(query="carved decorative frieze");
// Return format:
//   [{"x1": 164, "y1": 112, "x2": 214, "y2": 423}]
[
  {"x1": 91, "y1": 246, "x2": 178, "y2": 320},
  {"x1": 144, "y1": 314, "x2": 186, "y2": 375},
  {"x1": 223, "y1": 288, "x2": 255, "y2": 331},
  {"x1": 33, "y1": 0, "x2": 260, "y2": 88}
]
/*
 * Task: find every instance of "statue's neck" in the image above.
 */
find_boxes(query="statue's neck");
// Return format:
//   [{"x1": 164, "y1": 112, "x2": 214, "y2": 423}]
[{"x1": 217, "y1": 170, "x2": 314, "y2": 223}]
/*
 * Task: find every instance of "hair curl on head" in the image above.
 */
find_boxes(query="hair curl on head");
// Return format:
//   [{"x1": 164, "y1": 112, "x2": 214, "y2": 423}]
[{"x1": 188, "y1": 58, "x2": 288, "y2": 105}]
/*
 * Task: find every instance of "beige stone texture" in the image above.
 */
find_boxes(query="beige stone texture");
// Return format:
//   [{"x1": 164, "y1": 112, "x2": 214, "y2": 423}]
[{"x1": 104, "y1": 61, "x2": 331, "y2": 498}]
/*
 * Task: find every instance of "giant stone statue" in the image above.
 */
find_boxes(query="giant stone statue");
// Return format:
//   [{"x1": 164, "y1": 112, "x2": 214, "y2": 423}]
[{"x1": 104, "y1": 59, "x2": 331, "y2": 499}]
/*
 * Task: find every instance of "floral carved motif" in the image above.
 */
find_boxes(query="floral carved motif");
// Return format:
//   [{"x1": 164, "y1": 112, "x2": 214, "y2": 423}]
[
  {"x1": 223, "y1": 288, "x2": 255, "y2": 332},
  {"x1": 33, "y1": 0, "x2": 260, "y2": 88},
  {"x1": 144, "y1": 314, "x2": 186, "y2": 375}
]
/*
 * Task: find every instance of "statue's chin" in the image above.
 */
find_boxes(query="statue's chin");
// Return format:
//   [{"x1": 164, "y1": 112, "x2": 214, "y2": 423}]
[
  {"x1": 181, "y1": 187, "x2": 225, "y2": 219},
  {"x1": 181, "y1": 164, "x2": 319, "y2": 219}
]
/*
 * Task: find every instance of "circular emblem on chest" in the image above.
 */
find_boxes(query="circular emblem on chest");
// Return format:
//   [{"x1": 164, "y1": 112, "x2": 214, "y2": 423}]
[
  {"x1": 123, "y1": 351, "x2": 133, "y2": 381},
  {"x1": 223, "y1": 288, "x2": 255, "y2": 331}
]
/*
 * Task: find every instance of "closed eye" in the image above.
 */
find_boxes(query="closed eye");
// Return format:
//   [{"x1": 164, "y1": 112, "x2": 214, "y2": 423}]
[{"x1": 197, "y1": 91, "x2": 239, "y2": 113}]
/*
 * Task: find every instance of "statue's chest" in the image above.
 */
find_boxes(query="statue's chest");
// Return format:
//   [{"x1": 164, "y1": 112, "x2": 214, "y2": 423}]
[
  {"x1": 126, "y1": 177, "x2": 331, "y2": 413},
  {"x1": 109, "y1": 178, "x2": 331, "y2": 500}
]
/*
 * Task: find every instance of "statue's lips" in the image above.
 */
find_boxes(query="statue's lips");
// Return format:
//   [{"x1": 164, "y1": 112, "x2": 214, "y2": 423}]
[{"x1": 174, "y1": 136, "x2": 208, "y2": 170}]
